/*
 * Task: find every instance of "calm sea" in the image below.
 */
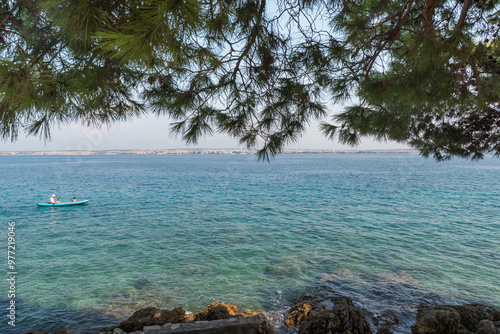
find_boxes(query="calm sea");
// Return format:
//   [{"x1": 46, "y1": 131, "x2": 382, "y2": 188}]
[{"x1": 0, "y1": 153, "x2": 499, "y2": 333}]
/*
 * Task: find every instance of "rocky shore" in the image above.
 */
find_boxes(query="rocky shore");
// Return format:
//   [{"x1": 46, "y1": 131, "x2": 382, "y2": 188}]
[{"x1": 24, "y1": 295, "x2": 500, "y2": 334}]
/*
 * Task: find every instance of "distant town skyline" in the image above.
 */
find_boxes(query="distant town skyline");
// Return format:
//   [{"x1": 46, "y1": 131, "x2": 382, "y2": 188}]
[
  {"x1": 0, "y1": 148, "x2": 420, "y2": 156},
  {"x1": 0, "y1": 115, "x2": 410, "y2": 152}
]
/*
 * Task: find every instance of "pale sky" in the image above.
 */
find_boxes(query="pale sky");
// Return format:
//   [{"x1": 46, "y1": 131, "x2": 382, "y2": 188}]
[{"x1": 0, "y1": 114, "x2": 410, "y2": 152}]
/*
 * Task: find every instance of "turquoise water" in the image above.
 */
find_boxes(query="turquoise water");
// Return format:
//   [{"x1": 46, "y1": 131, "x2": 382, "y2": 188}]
[{"x1": 1, "y1": 153, "x2": 499, "y2": 333}]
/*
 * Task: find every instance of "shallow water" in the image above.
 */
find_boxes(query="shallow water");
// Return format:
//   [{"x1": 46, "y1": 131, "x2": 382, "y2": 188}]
[{"x1": 0, "y1": 153, "x2": 499, "y2": 333}]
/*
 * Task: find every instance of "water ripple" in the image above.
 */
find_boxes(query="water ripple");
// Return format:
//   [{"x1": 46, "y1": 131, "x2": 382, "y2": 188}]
[{"x1": 0, "y1": 154, "x2": 498, "y2": 333}]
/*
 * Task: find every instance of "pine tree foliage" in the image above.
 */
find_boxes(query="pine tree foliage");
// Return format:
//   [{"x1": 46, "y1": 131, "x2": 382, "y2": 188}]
[
  {"x1": 1, "y1": 0, "x2": 499, "y2": 159},
  {"x1": 322, "y1": 0, "x2": 500, "y2": 160}
]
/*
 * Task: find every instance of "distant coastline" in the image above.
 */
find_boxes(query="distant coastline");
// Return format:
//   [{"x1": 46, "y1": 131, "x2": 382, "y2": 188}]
[{"x1": 0, "y1": 148, "x2": 419, "y2": 156}]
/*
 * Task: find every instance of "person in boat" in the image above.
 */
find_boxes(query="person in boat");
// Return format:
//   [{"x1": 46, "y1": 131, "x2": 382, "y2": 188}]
[
  {"x1": 72, "y1": 197, "x2": 77, "y2": 202},
  {"x1": 50, "y1": 194, "x2": 56, "y2": 204},
  {"x1": 55, "y1": 199, "x2": 61, "y2": 204}
]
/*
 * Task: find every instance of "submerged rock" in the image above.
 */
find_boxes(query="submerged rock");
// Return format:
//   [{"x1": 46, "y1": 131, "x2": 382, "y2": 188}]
[
  {"x1": 411, "y1": 303, "x2": 500, "y2": 334},
  {"x1": 376, "y1": 324, "x2": 393, "y2": 334},
  {"x1": 24, "y1": 331, "x2": 73, "y2": 334},
  {"x1": 23, "y1": 329, "x2": 72, "y2": 334},
  {"x1": 24, "y1": 331, "x2": 72, "y2": 334},
  {"x1": 372, "y1": 309, "x2": 399, "y2": 334}
]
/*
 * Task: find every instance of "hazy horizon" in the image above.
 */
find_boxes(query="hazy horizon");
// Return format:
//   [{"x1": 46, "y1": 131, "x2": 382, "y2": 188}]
[{"x1": 0, "y1": 115, "x2": 410, "y2": 152}]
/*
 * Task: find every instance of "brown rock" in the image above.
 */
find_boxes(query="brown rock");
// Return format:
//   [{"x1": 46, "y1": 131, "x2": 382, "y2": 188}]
[
  {"x1": 298, "y1": 305, "x2": 373, "y2": 334},
  {"x1": 239, "y1": 308, "x2": 269, "y2": 318},
  {"x1": 411, "y1": 306, "x2": 461, "y2": 334},
  {"x1": 54, "y1": 330, "x2": 73, "y2": 334},
  {"x1": 23, "y1": 331, "x2": 48, "y2": 334},
  {"x1": 476, "y1": 320, "x2": 496, "y2": 334},
  {"x1": 411, "y1": 303, "x2": 500, "y2": 334},
  {"x1": 376, "y1": 324, "x2": 393, "y2": 334},
  {"x1": 115, "y1": 306, "x2": 189, "y2": 332},
  {"x1": 194, "y1": 301, "x2": 238, "y2": 321},
  {"x1": 286, "y1": 299, "x2": 316, "y2": 328},
  {"x1": 285, "y1": 294, "x2": 354, "y2": 329},
  {"x1": 100, "y1": 303, "x2": 268, "y2": 333},
  {"x1": 452, "y1": 304, "x2": 499, "y2": 332}
]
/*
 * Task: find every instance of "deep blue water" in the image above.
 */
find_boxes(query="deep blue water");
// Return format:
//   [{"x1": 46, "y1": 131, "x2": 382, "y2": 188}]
[{"x1": 0, "y1": 153, "x2": 499, "y2": 333}]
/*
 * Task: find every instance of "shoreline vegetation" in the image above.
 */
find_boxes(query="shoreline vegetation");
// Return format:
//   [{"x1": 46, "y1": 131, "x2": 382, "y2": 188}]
[
  {"x1": 0, "y1": 149, "x2": 419, "y2": 156},
  {"x1": 24, "y1": 294, "x2": 500, "y2": 334}
]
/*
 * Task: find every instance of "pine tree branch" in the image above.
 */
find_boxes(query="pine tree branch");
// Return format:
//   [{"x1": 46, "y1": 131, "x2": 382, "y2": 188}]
[
  {"x1": 388, "y1": 0, "x2": 414, "y2": 40},
  {"x1": 422, "y1": 0, "x2": 437, "y2": 28},
  {"x1": 0, "y1": 0, "x2": 22, "y2": 30},
  {"x1": 232, "y1": 0, "x2": 267, "y2": 81},
  {"x1": 455, "y1": 0, "x2": 471, "y2": 31}
]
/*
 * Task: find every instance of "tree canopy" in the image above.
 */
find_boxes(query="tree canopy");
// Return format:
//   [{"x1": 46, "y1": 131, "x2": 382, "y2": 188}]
[{"x1": 1, "y1": 0, "x2": 499, "y2": 159}]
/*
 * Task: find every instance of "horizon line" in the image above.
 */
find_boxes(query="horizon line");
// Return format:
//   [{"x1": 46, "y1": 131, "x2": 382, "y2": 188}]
[{"x1": 0, "y1": 148, "x2": 420, "y2": 155}]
